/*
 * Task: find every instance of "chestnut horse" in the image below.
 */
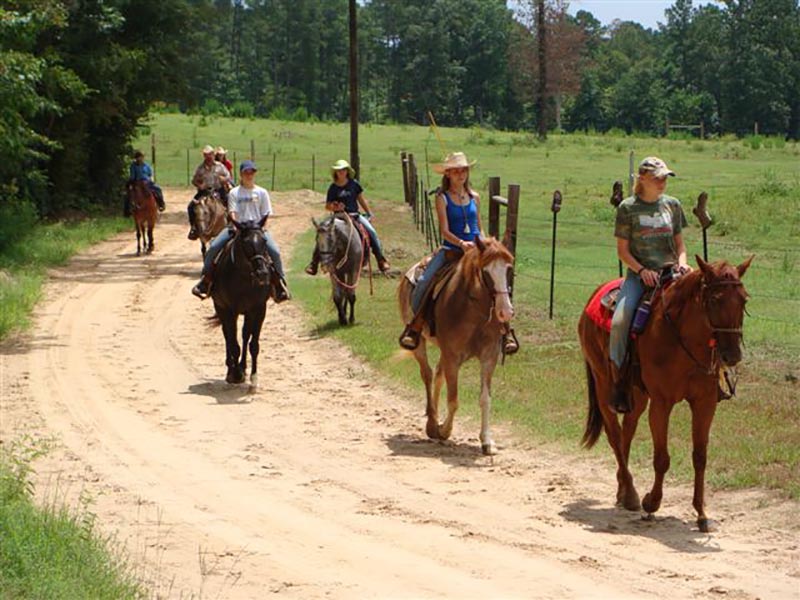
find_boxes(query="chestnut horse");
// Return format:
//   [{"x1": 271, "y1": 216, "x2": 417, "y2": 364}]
[
  {"x1": 579, "y1": 255, "x2": 752, "y2": 532},
  {"x1": 129, "y1": 181, "x2": 157, "y2": 255},
  {"x1": 398, "y1": 237, "x2": 515, "y2": 455},
  {"x1": 194, "y1": 192, "x2": 227, "y2": 257}
]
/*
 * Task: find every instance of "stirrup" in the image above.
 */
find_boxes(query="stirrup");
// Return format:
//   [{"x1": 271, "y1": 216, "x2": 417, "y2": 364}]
[
  {"x1": 398, "y1": 327, "x2": 420, "y2": 350},
  {"x1": 191, "y1": 279, "x2": 210, "y2": 299},
  {"x1": 502, "y1": 329, "x2": 519, "y2": 355},
  {"x1": 611, "y1": 384, "x2": 632, "y2": 414},
  {"x1": 304, "y1": 263, "x2": 318, "y2": 276},
  {"x1": 188, "y1": 229, "x2": 199, "y2": 240}
]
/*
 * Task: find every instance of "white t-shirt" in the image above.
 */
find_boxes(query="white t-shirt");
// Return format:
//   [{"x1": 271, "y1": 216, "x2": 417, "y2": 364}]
[{"x1": 227, "y1": 184, "x2": 272, "y2": 223}]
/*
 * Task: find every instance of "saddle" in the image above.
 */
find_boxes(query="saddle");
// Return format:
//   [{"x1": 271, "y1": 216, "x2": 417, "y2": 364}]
[{"x1": 407, "y1": 249, "x2": 462, "y2": 337}]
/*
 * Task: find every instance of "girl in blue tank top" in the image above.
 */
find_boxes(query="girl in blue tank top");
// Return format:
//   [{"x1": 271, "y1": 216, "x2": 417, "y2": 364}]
[{"x1": 399, "y1": 151, "x2": 516, "y2": 354}]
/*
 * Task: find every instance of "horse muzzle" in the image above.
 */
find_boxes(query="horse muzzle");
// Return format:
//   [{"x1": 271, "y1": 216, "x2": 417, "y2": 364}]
[{"x1": 495, "y1": 294, "x2": 514, "y2": 324}]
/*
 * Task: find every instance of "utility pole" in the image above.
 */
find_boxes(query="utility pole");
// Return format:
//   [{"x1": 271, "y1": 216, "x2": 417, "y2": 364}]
[
  {"x1": 349, "y1": 0, "x2": 360, "y2": 179},
  {"x1": 536, "y1": 0, "x2": 547, "y2": 141}
]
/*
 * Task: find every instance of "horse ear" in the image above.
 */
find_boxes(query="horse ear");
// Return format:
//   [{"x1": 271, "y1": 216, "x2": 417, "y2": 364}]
[
  {"x1": 737, "y1": 254, "x2": 754, "y2": 279},
  {"x1": 501, "y1": 229, "x2": 512, "y2": 250},
  {"x1": 475, "y1": 236, "x2": 486, "y2": 253},
  {"x1": 696, "y1": 254, "x2": 713, "y2": 277},
  {"x1": 231, "y1": 218, "x2": 242, "y2": 230},
  {"x1": 311, "y1": 217, "x2": 318, "y2": 228},
  {"x1": 258, "y1": 215, "x2": 268, "y2": 228}
]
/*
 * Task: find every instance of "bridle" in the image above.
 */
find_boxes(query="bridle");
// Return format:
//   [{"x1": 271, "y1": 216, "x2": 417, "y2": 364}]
[
  {"x1": 232, "y1": 228, "x2": 271, "y2": 286},
  {"x1": 317, "y1": 213, "x2": 371, "y2": 293},
  {"x1": 663, "y1": 276, "x2": 746, "y2": 374},
  {"x1": 480, "y1": 260, "x2": 513, "y2": 323}
]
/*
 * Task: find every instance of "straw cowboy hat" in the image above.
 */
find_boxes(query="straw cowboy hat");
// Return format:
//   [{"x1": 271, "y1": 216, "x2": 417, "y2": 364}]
[
  {"x1": 330, "y1": 159, "x2": 355, "y2": 178},
  {"x1": 433, "y1": 151, "x2": 477, "y2": 174},
  {"x1": 202, "y1": 144, "x2": 215, "y2": 155},
  {"x1": 215, "y1": 146, "x2": 228, "y2": 155}
]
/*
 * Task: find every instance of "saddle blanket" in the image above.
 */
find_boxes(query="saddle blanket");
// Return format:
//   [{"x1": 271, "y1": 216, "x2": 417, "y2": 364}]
[{"x1": 585, "y1": 278, "x2": 624, "y2": 333}]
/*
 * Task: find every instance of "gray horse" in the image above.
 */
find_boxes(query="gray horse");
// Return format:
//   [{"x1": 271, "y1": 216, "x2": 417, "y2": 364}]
[{"x1": 311, "y1": 213, "x2": 365, "y2": 325}]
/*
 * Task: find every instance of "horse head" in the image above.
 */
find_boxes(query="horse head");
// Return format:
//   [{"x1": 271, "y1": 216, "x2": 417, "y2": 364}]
[
  {"x1": 312, "y1": 215, "x2": 349, "y2": 272},
  {"x1": 231, "y1": 216, "x2": 271, "y2": 287},
  {"x1": 696, "y1": 254, "x2": 753, "y2": 367},
  {"x1": 472, "y1": 237, "x2": 515, "y2": 323}
]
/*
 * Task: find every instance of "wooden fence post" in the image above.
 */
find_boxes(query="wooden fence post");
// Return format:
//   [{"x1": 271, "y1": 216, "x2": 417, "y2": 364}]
[
  {"x1": 401, "y1": 151, "x2": 410, "y2": 206},
  {"x1": 488, "y1": 176, "x2": 501, "y2": 239}
]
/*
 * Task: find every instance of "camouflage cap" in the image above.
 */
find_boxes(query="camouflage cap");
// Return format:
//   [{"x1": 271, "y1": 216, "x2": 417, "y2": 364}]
[{"x1": 639, "y1": 156, "x2": 675, "y2": 178}]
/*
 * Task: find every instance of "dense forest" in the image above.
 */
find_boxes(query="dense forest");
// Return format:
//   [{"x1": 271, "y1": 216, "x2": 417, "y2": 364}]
[{"x1": 2, "y1": 0, "x2": 799, "y2": 217}]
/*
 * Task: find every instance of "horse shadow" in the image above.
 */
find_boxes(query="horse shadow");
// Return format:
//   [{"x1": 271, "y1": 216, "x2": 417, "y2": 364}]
[
  {"x1": 308, "y1": 319, "x2": 360, "y2": 338},
  {"x1": 186, "y1": 381, "x2": 255, "y2": 405},
  {"x1": 560, "y1": 498, "x2": 723, "y2": 553},
  {"x1": 385, "y1": 433, "x2": 494, "y2": 469}
]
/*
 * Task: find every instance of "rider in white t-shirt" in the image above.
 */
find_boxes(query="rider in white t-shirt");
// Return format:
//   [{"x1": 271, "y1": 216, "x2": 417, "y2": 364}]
[{"x1": 191, "y1": 160, "x2": 289, "y2": 302}]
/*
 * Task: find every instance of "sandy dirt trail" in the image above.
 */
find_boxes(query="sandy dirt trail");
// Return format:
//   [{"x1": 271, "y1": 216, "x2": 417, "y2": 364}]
[{"x1": 1, "y1": 188, "x2": 798, "y2": 599}]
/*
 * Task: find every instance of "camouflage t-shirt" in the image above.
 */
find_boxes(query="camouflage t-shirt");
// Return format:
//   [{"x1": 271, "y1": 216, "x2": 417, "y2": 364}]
[{"x1": 614, "y1": 194, "x2": 688, "y2": 270}]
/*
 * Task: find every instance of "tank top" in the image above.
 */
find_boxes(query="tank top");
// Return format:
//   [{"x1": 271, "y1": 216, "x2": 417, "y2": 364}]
[{"x1": 443, "y1": 192, "x2": 479, "y2": 250}]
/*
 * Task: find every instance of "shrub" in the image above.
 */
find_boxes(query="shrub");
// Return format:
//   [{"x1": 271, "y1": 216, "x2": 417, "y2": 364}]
[{"x1": 229, "y1": 100, "x2": 255, "y2": 119}]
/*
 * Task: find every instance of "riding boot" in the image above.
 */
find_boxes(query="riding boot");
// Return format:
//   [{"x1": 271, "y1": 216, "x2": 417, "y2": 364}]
[
  {"x1": 305, "y1": 247, "x2": 320, "y2": 276},
  {"x1": 187, "y1": 200, "x2": 199, "y2": 240},
  {"x1": 377, "y1": 254, "x2": 391, "y2": 273},
  {"x1": 399, "y1": 311, "x2": 424, "y2": 350},
  {"x1": 610, "y1": 361, "x2": 633, "y2": 414},
  {"x1": 192, "y1": 265, "x2": 214, "y2": 299},
  {"x1": 154, "y1": 189, "x2": 165, "y2": 212}
]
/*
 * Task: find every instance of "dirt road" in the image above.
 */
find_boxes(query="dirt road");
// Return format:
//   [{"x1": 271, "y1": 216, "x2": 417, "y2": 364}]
[{"x1": 1, "y1": 188, "x2": 797, "y2": 599}]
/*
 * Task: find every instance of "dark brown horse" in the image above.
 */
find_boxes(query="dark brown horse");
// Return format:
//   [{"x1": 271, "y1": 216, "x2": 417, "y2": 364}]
[
  {"x1": 398, "y1": 237, "x2": 515, "y2": 455},
  {"x1": 128, "y1": 181, "x2": 157, "y2": 255},
  {"x1": 579, "y1": 255, "x2": 752, "y2": 532},
  {"x1": 194, "y1": 192, "x2": 227, "y2": 257}
]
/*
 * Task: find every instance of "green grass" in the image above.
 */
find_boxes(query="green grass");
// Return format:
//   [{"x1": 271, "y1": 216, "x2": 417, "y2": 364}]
[
  {"x1": 0, "y1": 438, "x2": 143, "y2": 599},
  {"x1": 0, "y1": 215, "x2": 130, "y2": 340}
]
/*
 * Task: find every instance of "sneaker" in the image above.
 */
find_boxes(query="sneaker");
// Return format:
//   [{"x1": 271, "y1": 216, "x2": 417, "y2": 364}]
[
  {"x1": 398, "y1": 327, "x2": 420, "y2": 350},
  {"x1": 273, "y1": 280, "x2": 290, "y2": 303},
  {"x1": 188, "y1": 228, "x2": 199, "y2": 241},
  {"x1": 191, "y1": 279, "x2": 209, "y2": 299},
  {"x1": 304, "y1": 262, "x2": 318, "y2": 276},
  {"x1": 502, "y1": 335, "x2": 519, "y2": 355}
]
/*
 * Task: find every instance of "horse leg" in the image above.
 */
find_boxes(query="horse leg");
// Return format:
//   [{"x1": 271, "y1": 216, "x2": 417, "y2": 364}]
[
  {"x1": 596, "y1": 375, "x2": 640, "y2": 510},
  {"x1": 136, "y1": 223, "x2": 142, "y2": 256},
  {"x1": 239, "y1": 317, "x2": 251, "y2": 380},
  {"x1": 246, "y1": 305, "x2": 266, "y2": 391},
  {"x1": 478, "y1": 354, "x2": 500, "y2": 456},
  {"x1": 348, "y1": 290, "x2": 356, "y2": 325},
  {"x1": 617, "y1": 389, "x2": 647, "y2": 510},
  {"x1": 220, "y1": 312, "x2": 243, "y2": 384},
  {"x1": 333, "y1": 282, "x2": 347, "y2": 326},
  {"x1": 689, "y1": 393, "x2": 717, "y2": 532},
  {"x1": 642, "y1": 396, "x2": 675, "y2": 517},
  {"x1": 438, "y1": 356, "x2": 460, "y2": 441},
  {"x1": 147, "y1": 222, "x2": 154, "y2": 253},
  {"x1": 410, "y1": 340, "x2": 437, "y2": 440},
  {"x1": 201, "y1": 241, "x2": 207, "y2": 257}
]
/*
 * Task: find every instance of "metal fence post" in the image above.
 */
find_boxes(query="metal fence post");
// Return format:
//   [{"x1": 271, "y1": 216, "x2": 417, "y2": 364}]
[{"x1": 271, "y1": 152, "x2": 276, "y2": 191}]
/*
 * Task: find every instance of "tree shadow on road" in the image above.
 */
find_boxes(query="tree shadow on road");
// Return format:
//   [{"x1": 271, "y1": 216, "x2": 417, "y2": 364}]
[{"x1": 560, "y1": 498, "x2": 723, "y2": 553}]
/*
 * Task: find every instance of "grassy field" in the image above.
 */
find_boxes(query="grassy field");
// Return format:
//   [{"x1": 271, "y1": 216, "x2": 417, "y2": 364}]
[{"x1": 142, "y1": 115, "x2": 797, "y2": 497}]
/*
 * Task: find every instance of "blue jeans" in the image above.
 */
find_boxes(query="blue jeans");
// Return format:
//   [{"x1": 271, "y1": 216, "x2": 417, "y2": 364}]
[
  {"x1": 609, "y1": 270, "x2": 645, "y2": 368},
  {"x1": 357, "y1": 215, "x2": 385, "y2": 261},
  {"x1": 203, "y1": 228, "x2": 284, "y2": 279},
  {"x1": 411, "y1": 247, "x2": 451, "y2": 314}
]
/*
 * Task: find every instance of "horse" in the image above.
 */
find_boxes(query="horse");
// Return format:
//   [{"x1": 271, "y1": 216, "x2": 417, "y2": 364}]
[
  {"x1": 128, "y1": 180, "x2": 157, "y2": 255},
  {"x1": 208, "y1": 217, "x2": 274, "y2": 389},
  {"x1": 578, "y1": 255, "x2": 752, "y2": 532},
  {"x1": 397, "y1": 237, "x2": 515, "y2": 455},
  {"x1": 194, "y1": 192, "x2": 227, "y2": 257},
  {"x1": 311, "y1": 212, "x2": 365, "y2": 326}
]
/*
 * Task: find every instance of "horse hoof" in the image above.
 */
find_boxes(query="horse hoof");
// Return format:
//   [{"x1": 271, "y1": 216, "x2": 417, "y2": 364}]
[
  {"x1": 697, "y1": 518, "x2": 717, "y2": 533},
  {"x1": 481, "y1": 443, "x2": 498, "y2": 456},
  {"x1": 641, "y1": 513, "x2": 655, "y2": 523},
  {"x1": 425, "y1": 421, "x2": 441, "y2": 440},
  {"x1": 642, "y1": 492, "x2": 659, "y2": 514}
]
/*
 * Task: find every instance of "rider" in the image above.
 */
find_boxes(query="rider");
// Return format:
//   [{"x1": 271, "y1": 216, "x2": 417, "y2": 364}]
[
  {"x1": 187, "y1": 144, "x2": 232, "y2": 240},
  {"x1": 610, "y1": 156, "x2": 691, "y2": 413},
  {"x1": 398, "y1": 151, "x2": 518, "y2": 355},
  {"x1": 191, "y1": 160, "x2": 290, "y2": 303},
  {"x1": 125, "y1": 150, "x2": 165, "y2": 215},
  {"x1": 215, "y1": 146, "x2": 233, "y2": 175},
  {"x1": 304, "y1": 159, "x2": 390, "y2": 275}
]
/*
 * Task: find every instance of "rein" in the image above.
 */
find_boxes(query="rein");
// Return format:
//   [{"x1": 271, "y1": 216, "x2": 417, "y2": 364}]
[
  {"x1": 323, "y1": 213, "x2": 373, "y2": 295},
  {"x1": 662, "y1": 277, "x2": 745, "y2": 375}
]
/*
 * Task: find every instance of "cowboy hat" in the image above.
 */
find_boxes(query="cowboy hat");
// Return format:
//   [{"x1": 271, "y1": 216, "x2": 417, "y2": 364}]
[
  {"x1": 202, "y1": 144, "x2": 215, "y2": 155},
  {"x1": 215, "y1": 146, "x2": 227, "y2": 155},
  {"x1": 433, "y1": 151, "x2": 477, "y2": 174},
  {"x1": 330, "y1": 159, "x2": 355, "y2": 178}
]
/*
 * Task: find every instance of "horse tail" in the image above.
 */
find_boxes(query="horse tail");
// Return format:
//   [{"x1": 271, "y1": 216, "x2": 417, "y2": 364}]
[
  {"x1": 397, "y1": 275, "x2": 413, "y2": 323},
  {"x1": 581, "y1": 360, "x2": 603, "y2": 449},
  {"x1": 206, "y1": 314, "x2": 221, "y2": 329}
]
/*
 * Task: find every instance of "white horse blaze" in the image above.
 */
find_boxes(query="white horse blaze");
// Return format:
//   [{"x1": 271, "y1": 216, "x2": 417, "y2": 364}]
[{"x1": 484, "y1": 260, "x2": 514, "y2": 322}]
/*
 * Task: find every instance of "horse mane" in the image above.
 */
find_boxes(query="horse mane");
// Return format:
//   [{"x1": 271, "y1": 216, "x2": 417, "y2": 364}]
[
  {"x1": 660, "y1": 260, "x2": 741, "y2": 310},
  {"x1": 460, "y1": 237, "x2": 514, "y2": 283}
]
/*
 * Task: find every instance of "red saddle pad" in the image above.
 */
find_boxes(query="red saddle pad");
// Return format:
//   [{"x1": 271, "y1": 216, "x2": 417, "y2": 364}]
[{"x1": 585, "y1": 278, "x2": 624, "y2": 333}]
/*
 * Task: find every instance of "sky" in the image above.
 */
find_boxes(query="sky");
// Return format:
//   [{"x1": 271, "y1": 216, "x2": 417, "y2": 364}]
[{"x1": 566, "y1": 0, "x2": 718, "y2": 30}]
